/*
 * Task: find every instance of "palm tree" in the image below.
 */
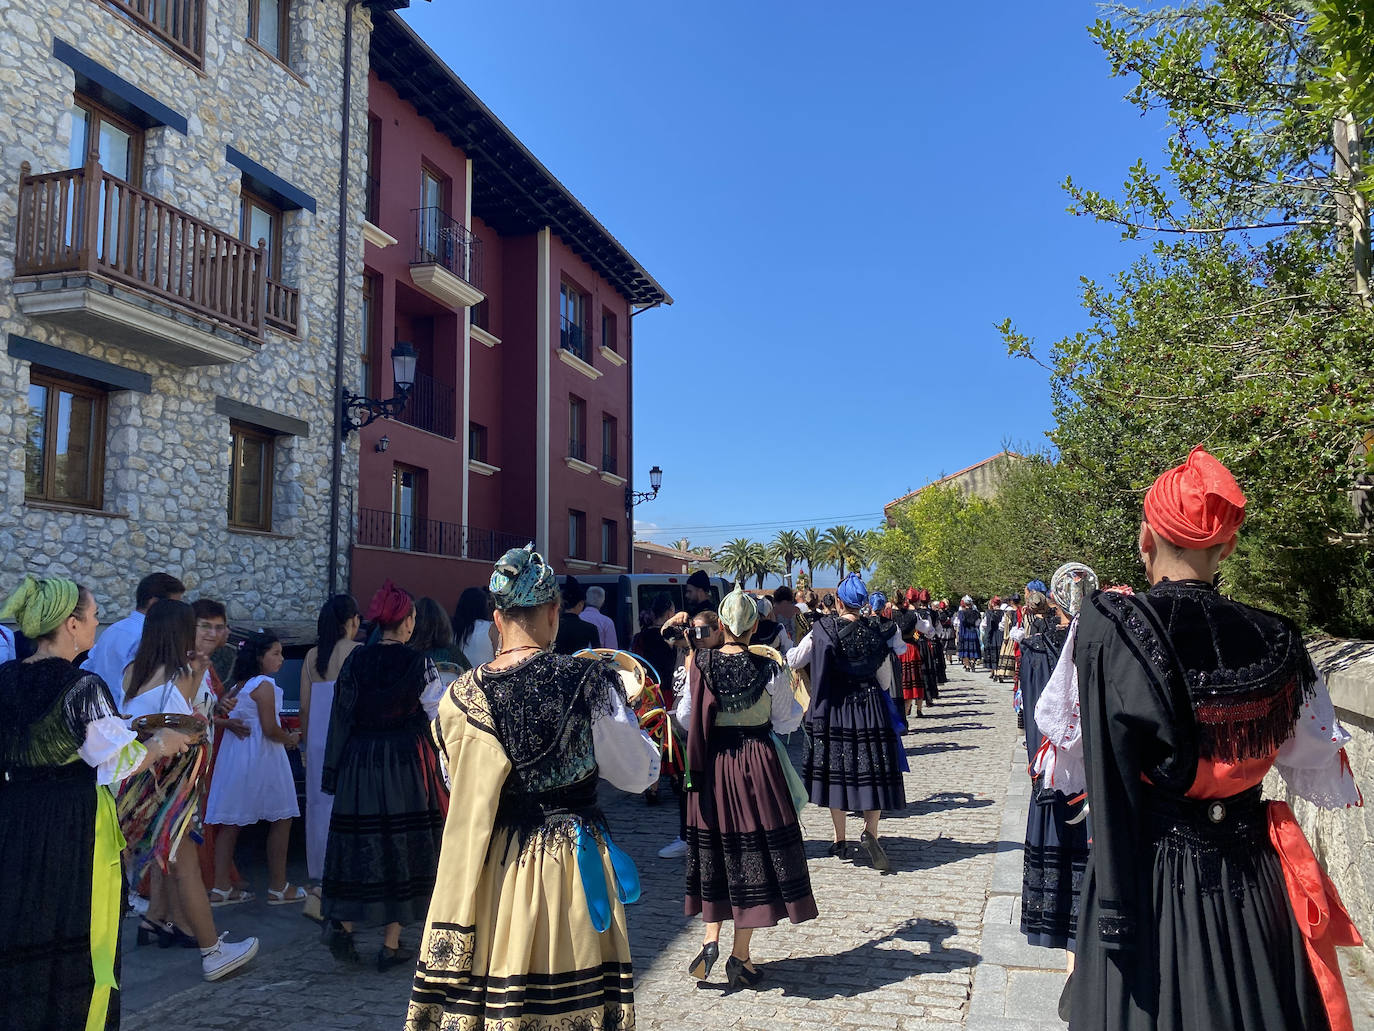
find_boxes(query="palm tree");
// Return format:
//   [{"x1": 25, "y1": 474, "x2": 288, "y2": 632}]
[
  {"x1": 715, "y1": 538, "x2": 756, "y2": 585},
  {"x1": 747, "y1": 541, "x2": 782, "y2": 590},
  {"x1": 821, "y1": 525, "x2": 864, "y2": 578},
  {"x1": 799, "y1": 526, "x2": 824, "y2": 584},
  {"x1": 671, "y1": 537, "x2": 693, "y2": 554},
  {"x1": 770, "y1": 529, "x2": 803, "y2": 585}
]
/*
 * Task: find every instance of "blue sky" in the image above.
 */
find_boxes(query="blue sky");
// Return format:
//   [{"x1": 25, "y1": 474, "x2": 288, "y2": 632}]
[{"x1": 400, "y1": 1, "x2": 1160, "y2": 554}]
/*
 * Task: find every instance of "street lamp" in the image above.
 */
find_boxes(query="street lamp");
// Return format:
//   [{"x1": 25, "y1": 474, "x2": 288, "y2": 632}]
[
  {"x1": 342, "y1": 341, "x2": 417, "y2": 436},
  {"x1": 626, "y1": 464, "x2": 663, "y2": 512}
]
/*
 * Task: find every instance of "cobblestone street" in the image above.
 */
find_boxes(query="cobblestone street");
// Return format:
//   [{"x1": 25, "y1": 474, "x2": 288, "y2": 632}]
[
  {"x1": 123, "y1": 663, "x2": 1056, "y2": 1030},
  {"x1": 119, "y1": 663, "x2": 1374, "y2": 1031}
]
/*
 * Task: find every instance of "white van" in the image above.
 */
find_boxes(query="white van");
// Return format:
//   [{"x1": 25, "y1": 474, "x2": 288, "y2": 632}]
[{"x1": 556, "y1": 573, "x2": 733, "y2": 650}]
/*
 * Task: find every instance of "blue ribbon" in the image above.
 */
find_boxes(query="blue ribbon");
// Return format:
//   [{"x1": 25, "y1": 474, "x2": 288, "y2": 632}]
[{"x1": 575, "y1": 823, "x2": 642, "y2": 933}]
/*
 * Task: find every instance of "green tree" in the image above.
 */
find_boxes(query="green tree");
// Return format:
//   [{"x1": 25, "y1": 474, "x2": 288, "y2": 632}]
[
  {"x1": 798, "y1": 526, "x2": 825, "y2": 584},
  {"x1": 998, "y1": 0, "x2": 1374, "y2": 635},
  {"x1": 714, "y1": 538, "x2": 755, "y2": 585},
  {"x1": 821, "y1": 525, "x2": 864, "y2": 579},
  {"x1": 746, "y1": 540, "x2": 782, "y2": 589},
  {"x1": 770, "y1": 529, "x2": 804, "y2": 585}
]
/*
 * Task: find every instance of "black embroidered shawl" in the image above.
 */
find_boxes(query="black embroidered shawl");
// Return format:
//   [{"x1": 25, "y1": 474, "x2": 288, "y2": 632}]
[
  {"x1": 0, "y1": 658, "x2": 116, "y2": 768},
  {"x1": 805, "y1": 615, "x2": 889, "y2": 731},
  {"x1": 321, "y1": 643, "x2": 429, "y2": 793}
]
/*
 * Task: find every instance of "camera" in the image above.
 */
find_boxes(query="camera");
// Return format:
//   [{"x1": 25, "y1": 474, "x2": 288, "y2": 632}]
[{"x1": 690, "y1": 624, "x2": 712, "y2": 641}]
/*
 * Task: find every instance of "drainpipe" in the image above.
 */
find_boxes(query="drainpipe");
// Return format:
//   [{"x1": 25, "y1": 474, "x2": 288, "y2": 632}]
[
  {"x1": 328, "y1": 0, "x2": 364, "y2": 597},
  {"x1": 626, "y1": 298, "x2": 663, "y2": 574}
]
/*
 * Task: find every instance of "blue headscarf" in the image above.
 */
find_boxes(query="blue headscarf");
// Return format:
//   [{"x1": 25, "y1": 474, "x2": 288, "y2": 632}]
[
  {"x1": 490, "y1": 544, "x2": 559, "y2": 610},
  {"x1": 836, "y1": 573, "x2": 868, "y2": 609},
  {"x1": 1026, "y1": 579, "x2": 1048, "y2": 595},
  {"x1": 868, "y1": 591, "x2": 887, "y2": 613}
]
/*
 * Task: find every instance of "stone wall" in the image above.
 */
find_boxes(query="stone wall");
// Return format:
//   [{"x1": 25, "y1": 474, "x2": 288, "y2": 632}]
[
  {"x1": 1264, "y1": 637, "x2": 1374, "y2": 974},
  {"x1": 0, "y1": 0, "x2": 371, "y2": 622}
]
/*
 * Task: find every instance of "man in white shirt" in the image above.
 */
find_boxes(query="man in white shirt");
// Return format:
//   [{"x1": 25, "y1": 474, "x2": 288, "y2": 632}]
[
  {"x1": 579, "y1": 585, "x2": 618, "y2": 650},
  {"x1": 82, "y1": 571, "x2": 185, "y2": 708}
]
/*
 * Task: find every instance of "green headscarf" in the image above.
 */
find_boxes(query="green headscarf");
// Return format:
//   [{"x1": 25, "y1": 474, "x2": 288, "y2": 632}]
[
  {"x1": 719, "y1": 585, "x2": 759, "y2": 638},
  {"x1": 1, "y1": 575, "x2": 81, "y2": 638}
]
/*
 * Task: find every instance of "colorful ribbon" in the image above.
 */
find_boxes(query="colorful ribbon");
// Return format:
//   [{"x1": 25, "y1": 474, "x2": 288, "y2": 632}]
[{"x1": 85, "y1": 785, "x2": 126, "y2": 1031}]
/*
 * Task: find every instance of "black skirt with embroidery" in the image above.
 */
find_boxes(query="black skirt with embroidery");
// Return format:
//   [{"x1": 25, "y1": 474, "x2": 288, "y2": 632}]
[
  {"x1": 685, "y1": 724, "x2": 817, "y2": 928},
  {"x1": 802, "y1": 682, "x2": 906, "y2": 813}
]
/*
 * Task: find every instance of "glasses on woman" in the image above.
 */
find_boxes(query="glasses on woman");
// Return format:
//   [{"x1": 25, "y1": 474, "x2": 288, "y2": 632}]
[{"x1": 196, "y1": 622, "x2": 229, "y2": 635}]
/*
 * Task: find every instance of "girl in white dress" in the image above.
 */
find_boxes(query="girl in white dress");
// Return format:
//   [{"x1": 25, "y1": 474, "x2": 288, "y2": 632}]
[
  {"x1": 299, "y1": 595, "x2": 361, "y2": 895},
  {"x1": 205, "y1": 630, "x2": 304, "y2": 905}
]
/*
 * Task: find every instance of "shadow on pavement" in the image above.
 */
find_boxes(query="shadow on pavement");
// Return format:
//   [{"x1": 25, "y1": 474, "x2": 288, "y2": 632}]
[
  {"x1": 907, "y1": 741, "x2": 977, "y2": 758},
  {"x1": 905, "y1": 791, "x2": 994, "y2": 816},
  {"x1": 751, "y1": 918, "x2": 981, "y2": 999}
]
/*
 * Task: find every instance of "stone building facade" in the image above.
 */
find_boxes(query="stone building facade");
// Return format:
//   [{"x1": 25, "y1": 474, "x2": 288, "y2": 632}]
[{"x1": 0, "y1": 0, "x2": 374, "y2": 623}]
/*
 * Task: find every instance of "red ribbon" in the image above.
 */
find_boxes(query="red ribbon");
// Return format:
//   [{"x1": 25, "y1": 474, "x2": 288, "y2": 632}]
[{"x1": 1267, "y1": 800, "x2": 1363, "y2": 1031}]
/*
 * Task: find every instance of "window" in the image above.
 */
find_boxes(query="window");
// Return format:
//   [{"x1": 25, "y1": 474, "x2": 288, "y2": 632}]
[
  {"x1": 392, "y1": 464, "x2": 424, "y2": 551},
  {"x1": 247, "y1": 0, "x2": 290, "y2": 62},
  {"x1": 568, "y1": 395, "x2": 586, "y2": 461},
  {"x1": 601, "y1": 519, "x2": 618, "y2": 566},
  {"x1": 228, "y1": 423, "x2": 274, "y2": 531},
  {"x1": 69, "y1": 95, "x2": 142, "y2": 184},
  {"x1": 417, "y1": 168, "x2": 449, "y2": 263},
  {"x1": 25, "y1": 373, "x2": 106, "y2": 508},
  {"x1": 360, "y1": 274, "x2": 376, "y2": 394},
  {"x1": 240, "y1": 189, "x2": 282, "y2": 278},
  {"x1": 568, "y1": 510, "x2": 586, "y2": 560},
  {"x1": 560, "y1": 282, "x2": 588, "y2": 359},
  {"x1": 468, "y1": 422, "x2": 488, "y2": 464},
  {"x1": 601, "y1": 414, "x2": 617, "y2": 474},
  {"x1": 601, "y1": 308, "x2": 617, "y2": 353}
]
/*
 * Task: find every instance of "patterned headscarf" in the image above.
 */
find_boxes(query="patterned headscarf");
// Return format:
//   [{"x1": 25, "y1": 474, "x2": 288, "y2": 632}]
[
  {"x1": 490, "y1": 544, "x2": 558, "y2": 610},
  {"x1": 1, "y1": 575, "x2": 81, "y2": 638},
  {"x1": 1026, "y1": 579, "x2": 1048, "y2": 595},
  {"x1": 1144, "y1": 446, "x2": 1246, "y2": 548},
  {"x1": 719, "y1": 585, "x2": 759, "y2": 637},
  {"x1": 836, "y1": 573, "x2": 868, "y2": 609},
  {"x1": 1050, "y1": 562, "x2": 1099, "y2": 616}
]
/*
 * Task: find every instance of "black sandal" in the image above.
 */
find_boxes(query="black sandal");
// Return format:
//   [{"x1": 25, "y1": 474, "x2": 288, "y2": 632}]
[
  {"x1": 687, "y1": 941, "x2": 718, "y2": 981},
  {"x1": 377, "y1": 943, "x2": 414, "y2": 972},
  {"x1": 136, "y1": 918, "x2": 170, "y2": 948},
  {"x1": 725, "y1": 955, "x2": 764, "y2": 989}
]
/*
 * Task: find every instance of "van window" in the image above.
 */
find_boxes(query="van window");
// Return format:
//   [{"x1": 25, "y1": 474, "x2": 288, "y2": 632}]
[{"x1": 638, "y1": 585, "x2": 683, "y2": 621}]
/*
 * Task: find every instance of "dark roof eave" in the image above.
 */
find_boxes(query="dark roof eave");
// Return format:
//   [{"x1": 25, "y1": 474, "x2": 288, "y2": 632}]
[{"x1": 369, "y1": 10, "x2": 673, "y2": 308}]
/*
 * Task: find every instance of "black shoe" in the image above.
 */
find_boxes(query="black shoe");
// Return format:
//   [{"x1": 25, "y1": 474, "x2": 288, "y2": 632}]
[
  {"x1": 377, "y1": 944, "x2": 414, "y2": 972},
  {"x1": 136, "y1": 919, "x2": 171, "y2": 948},
  {"x1": 687, "y1": 941, "x2": 719, "y2": 981},
  {"x1": 827, "y1": 841, "x2": 849, "y2": 860},
  {"x1": 860, "y1": 830, "x2": 890, "y2": 872},
  {"x1": 644, "y1": 787, "x2": 660, "y2": 806},
  {"x1": 324, "y1": 921, "x2": 361, "y2": 965},
  {"x1": 725, "y1": 955, "x2": 764, "y2": 989}
]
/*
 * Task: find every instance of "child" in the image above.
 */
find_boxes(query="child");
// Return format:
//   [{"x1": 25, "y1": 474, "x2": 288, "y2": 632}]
[{"x1": 204, "y1": 630, "x2": 304, "y2": 905}]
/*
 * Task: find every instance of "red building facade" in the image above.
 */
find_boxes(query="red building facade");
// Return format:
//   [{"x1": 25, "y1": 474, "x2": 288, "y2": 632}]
[{"x1": 351, "y1": 12, "x2": 670, "y2": 610}]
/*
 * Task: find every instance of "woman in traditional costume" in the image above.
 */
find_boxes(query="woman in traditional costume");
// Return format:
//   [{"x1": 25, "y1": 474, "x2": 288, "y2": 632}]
[
  {"x1": 407, "y1": 545, "x2": 660, "y2": 1031},
  {"x1": 787, "y1": 573, "x2": 906, "y2": 872},
  {"x1": 1042, "y1": 449, "x2": 1364, "y2": 1031},
  {"x1": 0, "y1": 577, "x2": 193, "y2": 1030},
  {"x1": 996, "y1": 595, "x2": 1022, "y2": 684},
  {"x1": 121, "y1": 599, "x2": 259, "y2": 980},
  {"x1": 955, "y1": 596, "x2": 981, "y2": 671},
  {"x1": 321, "y1": 580, "x2": 447, "y2": 970},
  {"x1": 678, "y1": 586, "x2": 815, "y2": 988},
  {"x1": 1016, "y1": 575, "x2": 1089, "y2": 959}
]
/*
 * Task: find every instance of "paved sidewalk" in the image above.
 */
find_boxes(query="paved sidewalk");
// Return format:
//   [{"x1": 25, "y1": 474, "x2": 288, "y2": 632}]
[{"x1": 116, "y1": 664, "x2": 1052, "y2": 1030}]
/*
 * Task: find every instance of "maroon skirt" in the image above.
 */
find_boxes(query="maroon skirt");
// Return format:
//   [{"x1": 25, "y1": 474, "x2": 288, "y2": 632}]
[{"x1": 684, "y1": 724, "x2": 817, "y2": 928}]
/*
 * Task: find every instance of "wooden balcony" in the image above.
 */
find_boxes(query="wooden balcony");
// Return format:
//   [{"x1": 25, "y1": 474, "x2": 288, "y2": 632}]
[
  {"x1": 98, "y1": 0, "x2": 206, "y2": 66},
  {"x1": 14, "y1": 159, "x2": 299, "y2": 364}
]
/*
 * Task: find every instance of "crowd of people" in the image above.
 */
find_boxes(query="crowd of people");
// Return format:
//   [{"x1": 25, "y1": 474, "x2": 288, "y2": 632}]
[{"x1": 0, "y1": 447, "x2": 1367, "y2": 1031}]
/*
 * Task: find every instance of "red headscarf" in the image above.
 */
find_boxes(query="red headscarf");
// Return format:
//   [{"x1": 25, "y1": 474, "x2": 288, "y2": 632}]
[
  {"x1": 1144, "y1": 446, "x2": 1246, "y2": 549},
  {"x1": 905, "y1": 588, "x2": 919, "y2": 604},
  {"x1": 366, "y1": 579, "x2": 413, "y2": 628}
]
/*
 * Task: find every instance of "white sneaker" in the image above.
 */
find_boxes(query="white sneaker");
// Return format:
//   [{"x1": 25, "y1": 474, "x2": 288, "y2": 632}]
[
  {"x1": 658, "y1": 837, "x2": 688, "y2": 859},
  {"x1": 201, "y1": 934, "x2": 259, "y2": 981}
]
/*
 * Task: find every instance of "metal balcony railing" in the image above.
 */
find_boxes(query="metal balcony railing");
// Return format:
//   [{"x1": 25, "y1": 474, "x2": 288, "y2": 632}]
[
  {"x1": 396, "y1": 371, "x2": 455, "y2": 439},
  {"x1": 569, "y1": 437, "x2": 587, "y2": 462},
  {"x1": 602, "y1": 452, "x2": 617, "y2": 474},
  {"x1": 357, "y1": 507, "x2": 525, "y2": 561},
  {"x1": 412, "y1": 207, "x2": 482, "y2": 289},
  {"x1": 560, "y1": 318, "x2": 588, "y2": 361}
]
